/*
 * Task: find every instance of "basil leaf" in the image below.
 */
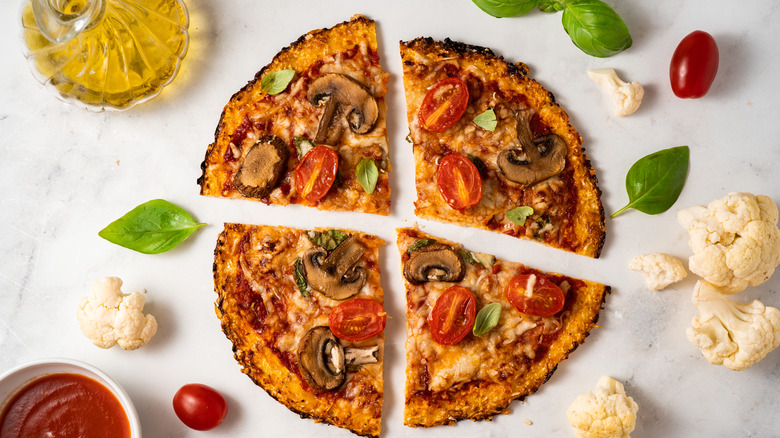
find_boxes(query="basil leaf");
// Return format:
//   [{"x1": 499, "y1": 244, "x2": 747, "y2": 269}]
[
  {"x1": 561, "y1": 0, "x2": 632, "y2": 58},
  {"x1": 356, "y1": 158, "x2": 379, "y2": 194},
  {"x1": 467, "y1": 154, "x2": 488, "y2": 178},
  {"x1": 307, "y1": 230, "x2": 349, "y2": 251},
  {"x1": 407, "y1": 238, "x2": 435, "y2": 254},
  {"x1": 294, "y1": 136, "x2": 316, "y2": 159},
  {"x1": 611, "y1": 146, "x2": 689, "y2": 218},
  {"x1": 473, "y1": 303, "x2": 502, "y2": 336},
  {"x1": 538, "y1": 0, "x2": 565, "y2": 12},
  {"x1": 98, "y1": 199, "x2": 206, "y2": 254},
  {"x1": 294, "y1": 258, "x2": 310, "y2": 297},
  {"x1": 473, "y1": 108, "x2": 497, "y2": 131},
  {"x1": 506, "y1": 206, "x2": 535, "y2": 225},
  {"x1": 472, "y1": 0, "x2": 538, "y2": 17},
  {"x1": 261, "y1": 69, "x2": 295, "y2": 95}
]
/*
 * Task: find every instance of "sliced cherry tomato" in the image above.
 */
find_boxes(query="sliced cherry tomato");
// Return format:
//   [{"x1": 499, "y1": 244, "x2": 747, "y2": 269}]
[
  {"x1": 173, "y1": 383, "x2": 228, "y2": 431},
  {"x1": 506, "y1": 274, "x2": 565, "y2": 317},
  {"x1": 418, "y1": 77, "x2": 469, "y2": 132},
  {"x1": 428, "y1": 286, "x2": 477, "y2": 345},
  {"x1": 295, "y1": 145, "x2": 338, "y2": 202},
  {"x1": 329, "y1": 298, "x2": 387, "y2": 341},
  {"x1": 670, "y1": 30, "x2": 719, "y2": 98},
  {"x1": 436, "y1": 153, "x2": 483, "y2": 209}
]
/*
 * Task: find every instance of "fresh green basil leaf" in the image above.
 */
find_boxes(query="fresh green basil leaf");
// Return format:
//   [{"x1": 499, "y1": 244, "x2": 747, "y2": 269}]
[
  {"x1": 538, "y1": 0, "x2": 565, "y2": 12},
  {"x1": 407, "y1": 238, "x2": 435, "y2": 254},
  {"x1": 307, "y1": 230, "x2": 349, "y2": 251},
  {"x1": 561, "y1": 0, "x2": 632, "y2": 58},
  {"x1": 611, "y1": 146, "x2": 689, "y2": 218},
  {"x1": 472, "y1": 0, "x2": 539, "y2": 17},
  {"x1": 294, "y1": 136, "x2": 316, "y2": 160},
  {"x1": 294, "y1": 258, "x2": 310, "y2": 297},
  {"x1": 261, "y1": 69, "x2": 295, "y2": 95},
  {"x1": 506, "y1": 206, "x2": 535, "y2": 225},
  {"x1": 98, "y1": 199, "x2": 206, "y2": 254},
  {"x1": 473, "y1": 108, "x2": 498, "y2": 131},
  {"x1": 357, "y1": 158, "x2": 379, "y2": 194},
  {"x1": 473, "y1": 302, "x2": 502, "y2": 336}
]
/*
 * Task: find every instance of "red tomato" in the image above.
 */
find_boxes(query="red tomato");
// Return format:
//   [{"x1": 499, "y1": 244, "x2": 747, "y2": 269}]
[
  {"x1": 428, "y1": 286, "x2": 477, "y2": 345},
  {"x1": 329, "y1": 298, "x2": 387, "y2": 341},
  {"x1": 173, "y1": 384, "x2": 228, "y2": 431},
  {"x1": 436, "y1": 153, "x2": 483, "y2": 209},
  {"x1": 670, "y1": 30, "x2": 719, "y2": 98},
  {"x1": 506, "y1": 274, "x2": 565, "y2": 317},
  {"x1": 418, "y1": 77, "x2": 470, "y2": 132},
  {"x1": 295, "y1": 146, "x2": 339, "y2": 202}
]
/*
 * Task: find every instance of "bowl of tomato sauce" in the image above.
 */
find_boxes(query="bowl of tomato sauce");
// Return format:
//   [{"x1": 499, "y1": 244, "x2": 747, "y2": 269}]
[{"x1": 0, "y1": 358, "x2": 141, "y2": 438}]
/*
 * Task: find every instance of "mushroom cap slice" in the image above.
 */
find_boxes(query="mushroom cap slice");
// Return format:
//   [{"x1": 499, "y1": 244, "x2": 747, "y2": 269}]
[
  {"x1": 497, "y1": 133, "x2": 566, "y2": 186},
  {"x1": 297, "y1": 326, "x2": 345, "y2": 391},
  {"x1": 234, "y1": 135, "x2": 289, "y2": 198},
  {"x1": 307, "y1": 73, "x2": 379, "y2": 145},
  {"x1": 403, "y1": 243, "x2": 466, "y2": 284},
  {"x1": 302, "y1": 236, "x2": 367, "y2": 300}
]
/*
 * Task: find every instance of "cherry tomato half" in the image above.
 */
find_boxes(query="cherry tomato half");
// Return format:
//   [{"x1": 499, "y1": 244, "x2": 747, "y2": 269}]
[
  {"x1": 173, "y1": 383, "x2": 228, "y2": 431},
  {"x1": 329, "y1": 298, "x2": 387, "y2": 341},
  {"x1": 506, "y1": 274, "x2": 565, "y2": 317},
  {"x1": 418, "y1": 77, "x2": 470, "y2": 132},
  {"x1": 428, "y1": 286, "x2": 477, "y2": 345},
  {"x1": 436, "y1": 153, "x2": 483, "y2": 209},
  {"x1": 670, "y1": 30, "x2": 719, "y2": 98},
  {"x1": 295, "y1": 146, "x2": 339, "y2": 202}
]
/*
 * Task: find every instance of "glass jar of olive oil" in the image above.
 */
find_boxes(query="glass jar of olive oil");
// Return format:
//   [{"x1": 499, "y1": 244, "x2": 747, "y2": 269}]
[{"x1": 21, "y1": 0, "x2": 189, "y2": 111}]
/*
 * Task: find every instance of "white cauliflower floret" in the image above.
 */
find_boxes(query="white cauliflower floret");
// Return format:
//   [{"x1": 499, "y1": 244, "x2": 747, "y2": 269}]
[
  {"x1": 678, "y1": 192, "x2": 780, "y2": 294},
  {"x1": 567, "y1": 375, "x2": 639, "y2": 438},
  {"x1": 629, "y1": 253, "x2": 687, "y2": 290},
  {"x1": 686, "y1": 280, "x2": 780, "y2": 371},
  {"x1": 587, "y1": 68, "x2": 644, "y2": 117},
  {"x1": 77, "y1": 277, "x2": 158, "y2": 350}
]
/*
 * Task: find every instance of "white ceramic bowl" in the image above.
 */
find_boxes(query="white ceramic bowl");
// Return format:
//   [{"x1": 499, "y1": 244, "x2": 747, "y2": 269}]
[{"x1": 0, "y1": 358, "x2": 142, "y2": 437}]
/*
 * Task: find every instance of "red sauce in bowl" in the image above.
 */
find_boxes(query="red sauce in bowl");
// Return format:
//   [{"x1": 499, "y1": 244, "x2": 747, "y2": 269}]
[{"x1": 0, "y1": 373, "x2": 131, "y2": 438}]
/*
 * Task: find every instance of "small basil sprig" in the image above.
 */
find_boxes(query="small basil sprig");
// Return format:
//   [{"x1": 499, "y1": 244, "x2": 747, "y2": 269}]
[
  {"x1": 293, "y1": 258, "x2": 310, "y2": 297},
  {"x1": 473, "y1": 108, "x2": 497, "y2": 131},
  {"x1": 261, "y1": 69, "x2": 295, "y2": 95},
  {"x1": 559, "y1": 0, "x2": 632, "y2": 58},
  {"x1": 307, "y1": 229, "x2": 349, "y2": 251},
  {"x1": 611, "y1": 146, "x2": 689, "y2": 218},
  {"x1": 506, "y1": 206, "x2": 535, "y2": 225},
  {"x1": 357, "y1": 158, "x2": 379, "y2": 194},
  {"x1": 472, "y1": 0, "x2": 538, "y2": 17},
  {"x1": 473, "y1": 303, "x2": 502, "y2": 336},
  {"x1": 98, "y1": 199, "x2": 206, "y2": 254}
]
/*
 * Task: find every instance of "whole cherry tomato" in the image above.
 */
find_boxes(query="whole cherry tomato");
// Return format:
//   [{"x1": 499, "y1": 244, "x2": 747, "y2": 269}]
[
  {"x1": 670, "y1": 30, "x2": 719, "y2": 98},
  {"x1": 295, "y1": 146, "x2": 339, "y2": 202},
  {"x1": 329, "y1": 298, "x2": 387, "y2": 341},
  {"x1": 506, "y1": 274, "x2": 565, "y2": 317},
  {"x1": 173, "y1": 383, "x2": 228, "y2": 431},
  {"x1": 428, "y1": 286, "x2": 477, "y2": 345},
  {"x1": 418, "y1": 77, "x2": 470, "y2": 132},
  {"x1": 436, "y1": 153, "x2": 483, "y2": 209}
]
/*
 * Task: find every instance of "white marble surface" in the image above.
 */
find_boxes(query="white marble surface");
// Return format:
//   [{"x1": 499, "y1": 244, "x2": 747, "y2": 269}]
[{"x1": 2, "y1": 0, "x2": 779, "y2": 437}]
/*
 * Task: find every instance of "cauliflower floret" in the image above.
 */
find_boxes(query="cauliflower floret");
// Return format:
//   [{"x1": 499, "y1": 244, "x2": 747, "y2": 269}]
[
  {"x1": 77, "y1": 277, "x2": 158, "y2": 350},
  {"x1": 629, "y1": 253, "x2": 687, "y2": 290},
  {"x1": 587, "y1": 68, "x2": 644, "y2": 117},
  {"x1": 566, "y1": 375, "x2": 639, "y2": 438},
  {"x1": 686, "y1": 280, "x2": 780, "y2": 371},
  {"x1": 678, "y1": 192, "x2": 780, "y2": 294}
]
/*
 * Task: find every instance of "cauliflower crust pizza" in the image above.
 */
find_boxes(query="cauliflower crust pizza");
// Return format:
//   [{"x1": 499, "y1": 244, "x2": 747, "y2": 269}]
[
  {"x1": 401, "y1": 38, "x2": 605, "y2": 257},
  {"x1": 199, "y1": 16, "x2": 391, "y2": 215},
  {"x1": 214, "y1": 224, "x2": 386, "y2": 437},
  {"x1": 397, "y1": 228, "x2": 610, "y2": 427}
]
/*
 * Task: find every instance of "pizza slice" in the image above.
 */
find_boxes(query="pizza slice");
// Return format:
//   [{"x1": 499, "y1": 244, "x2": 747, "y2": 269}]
[
  {"x1": 397, "y1": 227, "x2": 610, "y2": 427},
  {"x1": 400, "y1": 38, "x2": 605, "y2": 257},
  {"x1": 214, "y1": 224, "x2": 386, "y2": 437},
  {"x1": 199, "y1": 16, "x2": 391, "y2": 215}
]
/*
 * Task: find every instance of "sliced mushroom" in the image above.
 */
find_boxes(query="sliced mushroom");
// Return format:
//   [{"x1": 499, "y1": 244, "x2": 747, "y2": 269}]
[
  {"x1": 298, "y1": 326, "x2": 345, "y2": 391},
  {"x1": 307, "y1": 73, "x2": 379, "y2": 145},
  {"x1": 403, "y1": 243, "x2": 466, "y2": 284},
  {"x1": 302, "y1": 236, "x2": 367, "y2": 300},
  {"x1": 497, "y1": 110, "x2": 566, "y2": 186},
  {"x1": 345, "y1": 345, "x2": 379, "y2": 366},
  {"x1": 234, "y1": 135, "x2": 289, "y2": 198}
]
